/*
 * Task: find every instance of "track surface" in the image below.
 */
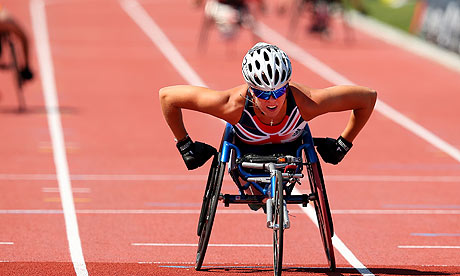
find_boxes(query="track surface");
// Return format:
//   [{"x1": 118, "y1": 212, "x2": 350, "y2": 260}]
[{"x1": 0, "y1": 0, "x2": 459, "y2": 275}]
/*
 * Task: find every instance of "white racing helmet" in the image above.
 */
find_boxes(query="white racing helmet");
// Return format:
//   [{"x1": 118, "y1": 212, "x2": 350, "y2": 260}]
[{"x1": 242, "y1": 42, "x2": 292, "y2": 91}]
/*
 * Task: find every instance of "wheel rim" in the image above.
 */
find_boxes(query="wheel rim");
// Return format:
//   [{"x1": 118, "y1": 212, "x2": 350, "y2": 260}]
[
  {"x1": 195, "y1": 159, "x2": 225, "y2": 270},
  {"x1": 273, "y1": 171, "x2": 284, "y2": 276},
  {"x1": 308, "y1": 162, "x2": 336, "y2": 271}
]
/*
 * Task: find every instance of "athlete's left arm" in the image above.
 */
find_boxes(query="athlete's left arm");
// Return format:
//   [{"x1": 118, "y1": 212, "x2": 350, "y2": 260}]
[{"x1": 304, "y1": 85, "x2": 377, "y2": 142}]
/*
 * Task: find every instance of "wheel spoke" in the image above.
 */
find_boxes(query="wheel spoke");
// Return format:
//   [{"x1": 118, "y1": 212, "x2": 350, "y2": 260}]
[{"x1": 273, "y1": 170, "x2": 284, "y2": 276}]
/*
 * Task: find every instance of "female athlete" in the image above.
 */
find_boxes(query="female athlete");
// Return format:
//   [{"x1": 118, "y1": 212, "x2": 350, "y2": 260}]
[{"x1": 159, "y1": 42, "x2": 377, "y2": 171}]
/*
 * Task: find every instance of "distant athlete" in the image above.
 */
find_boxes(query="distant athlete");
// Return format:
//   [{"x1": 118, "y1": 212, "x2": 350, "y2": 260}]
[
  {"x1": 194, "y1": 0, "x2": 265, "y2": 40},
  {"x1": 0, "y1": 4, "x2": 34, "y2": 82}
]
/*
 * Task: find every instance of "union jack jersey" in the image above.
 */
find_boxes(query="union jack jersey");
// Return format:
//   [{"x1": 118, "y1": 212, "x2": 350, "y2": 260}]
[{"x1": 234, "y1": 88, "x2": 307, "y2": 145}]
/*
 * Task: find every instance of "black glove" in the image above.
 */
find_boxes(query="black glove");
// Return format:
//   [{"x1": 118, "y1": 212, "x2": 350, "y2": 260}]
[
  {"x1": 314, "y1": 136, "x2": 353, "y2": 165},
  {"x1": 176, "y1": 136, "x2": 217, "y2": 170},
  {"x1": 20, "y1": 65, "x2": 34, "y2": 81}
]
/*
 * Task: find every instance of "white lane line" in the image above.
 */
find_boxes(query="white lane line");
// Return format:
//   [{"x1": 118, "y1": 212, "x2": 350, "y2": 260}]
[
  {"x1": 0, "y1": 174, "x2": 207, "y2": 181},
  {"x1": 0, "y1": 209, "x2": 254, "y2": 214},
  {"x1": 253, "y1": 22, "x2": 460, "y2": 164},
  {"x1": 0, "y1": 242, "x2": 14, "y2": 245},
  {"x1": 29, "y1": 1, "x2": 88, "y2": 275},
  {"x1": 42, "y1": 187, "x2": 91, "y2": 193},
  {"x1": 2, "y1": 173, "x2": 460, "y2": 182},
  {"x1": 332, "y1": 210, "x2": 460, "y2": 215},
  {"x1": 138, "y1": 261, "x2": 195, "y2": 264},
  {"x1": 326, "y1": 175, "x2": 460, "y2": 183},
  {"x1": 296, "y1": 188, "x2": 374, "y2": 276},
  {"x1": 132, "y1": 243, "x2": 272, "y2": 247},
  {"x1": 411, "y1": 233, "x2": 460, "y2": 237},
  {"x1": 1, "y1": 209, "x2": 459, "y2": 215},
  {"x1": 399, "y1": 246, "x2": 460, "y2": 249},
  {"x1": 121, "y1": 2, "x2": 373, "y2": 275},
  {"x1": 119, "y1": 0, "x2": 206, "y2": 87}
]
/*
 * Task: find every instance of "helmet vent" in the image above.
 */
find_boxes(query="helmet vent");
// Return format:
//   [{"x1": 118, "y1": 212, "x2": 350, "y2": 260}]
[
  {"x1": 275, "y1": 56, "x2": 280, "y2": 66},
  {"x1": 281, "y1": 70, "x2": 286, "y2": 83},
  {"x1": 274, "y1": 69, "x2": 280, "y2": 84},
  {"x1": 267, "y1": 64, "x2": 273, "y2": 79},
  {"x1": 254, "y1": 75, "x2": 262, "y2": 86},
  {"x1": 255, "y1": 60, "x2": 260, "y2": 70},
  {"x1": 264, "y1": 51, "x2": 270, "y2": 61},
  {"x1": 248, "y1": 63, "x2": 252, "y2": 72},
  {"x1": 261, "y1": 72, "x2": 269, "y2": 85}
]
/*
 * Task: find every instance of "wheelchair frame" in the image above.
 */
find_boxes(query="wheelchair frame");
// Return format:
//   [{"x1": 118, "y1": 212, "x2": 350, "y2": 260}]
[{"x1": 195, "y1": 122, "x2": 336, "y2": 275}]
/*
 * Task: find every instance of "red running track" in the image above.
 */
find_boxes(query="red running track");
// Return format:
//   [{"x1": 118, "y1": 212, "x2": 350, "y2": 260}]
[{"x1": 0, "y1": 0, "x2": 459, "y2": 275}]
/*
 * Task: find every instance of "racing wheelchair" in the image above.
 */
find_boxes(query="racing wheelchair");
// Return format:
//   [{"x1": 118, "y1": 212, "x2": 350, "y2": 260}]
[
  {"x1": 287, "y1": 0, "x2": 353, "y2": 41},
  {"x1": 0, "y1": 32, "x2": 27, "y2": 112},
  {"x1": 195, "y1": 122, "x2": 335, "y2": 275}
]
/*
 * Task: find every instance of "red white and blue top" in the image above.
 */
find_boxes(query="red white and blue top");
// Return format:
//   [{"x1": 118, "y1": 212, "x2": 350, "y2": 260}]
[{"x1": 234, "y1": 88, "x2": 307, "y2": 145}]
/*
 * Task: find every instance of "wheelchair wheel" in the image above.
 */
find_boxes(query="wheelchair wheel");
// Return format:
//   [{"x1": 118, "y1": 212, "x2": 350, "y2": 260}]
[
  {"x1": 195, "y1": 154, "x2": 225, "y2": 270},
  {"x1": 197, "y1": 155, "x2": 218, "y2": 236},
  {"x1": 273, "y1": 170, "x2": 284, "y2": 276},
  {"x1": 307, "y1": 161, "x2": 336, "y2": 271}
]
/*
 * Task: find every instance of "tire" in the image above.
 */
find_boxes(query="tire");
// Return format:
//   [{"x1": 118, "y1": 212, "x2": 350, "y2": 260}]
[
  {"x1": 197, "y1": 155, "x2": 218, "y2": 236},
  {"x1": 195, "y1": 154, "x2": 225, "y2": 270},
  {"x1": 273, "y1": 170, "x2": 284, "y2": 276},
  {"x1": 308, "y1": 162, "x2": 336, "y2": 271}
]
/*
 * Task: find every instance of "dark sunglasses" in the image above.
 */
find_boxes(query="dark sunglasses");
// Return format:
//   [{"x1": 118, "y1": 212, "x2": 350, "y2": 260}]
[{"x1": 252, "y1": 85, "x2": 288, "y2": 100}]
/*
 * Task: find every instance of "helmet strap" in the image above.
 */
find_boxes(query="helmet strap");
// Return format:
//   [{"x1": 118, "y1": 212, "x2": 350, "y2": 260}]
[{"x1": 240, "y1": 90, "x2": 266, "y2": 116}]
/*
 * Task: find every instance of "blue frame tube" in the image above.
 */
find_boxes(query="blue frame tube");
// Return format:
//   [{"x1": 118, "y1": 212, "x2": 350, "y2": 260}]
[
  {"x1": 270, "y1": 173, "x2": 276, "y2": 197},
  {"x1": 219, "y1": 122, "x2": 319, "y2": 197}
]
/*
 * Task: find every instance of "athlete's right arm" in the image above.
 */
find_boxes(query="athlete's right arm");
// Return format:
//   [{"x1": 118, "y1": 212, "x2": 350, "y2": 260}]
[
  {"x1": 159, "y1": 84, "x2": 244, "y2": 170},
  {"x1": 159, "y1": 84, "x2": 244, "y2": 141}
]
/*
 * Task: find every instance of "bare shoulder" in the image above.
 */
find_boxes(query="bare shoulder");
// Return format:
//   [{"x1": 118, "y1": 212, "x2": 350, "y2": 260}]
[
  {"x1": 159, "y1": 83, "x2": 247, "y2": 124},
  {"x1": 220, "y1": 84, "x2": 248, "y2": 124},
  {"x1": 200, "y1": 83, "x2": 248, "y2": 124},
  {"x1": 290, "y1": 83, "x2": 377, "y2": 119},
  {"x1": 191, "y1": 84, "x2": 247, "y2": 114},
  {"x1": 289, "y1": 82, "x2": 319, "y2": 120}
]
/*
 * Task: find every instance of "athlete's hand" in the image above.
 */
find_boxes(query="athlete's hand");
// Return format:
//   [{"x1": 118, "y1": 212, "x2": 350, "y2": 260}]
[
  {"x1": 176, "y1": 136, "x2": 217, "y2": 170},
  {"x1": 20, "y1": 65, "x2": 33, "y2": 81},
  {"x1": 314, "y1": 136, "x2": 353, "y2": 165}
]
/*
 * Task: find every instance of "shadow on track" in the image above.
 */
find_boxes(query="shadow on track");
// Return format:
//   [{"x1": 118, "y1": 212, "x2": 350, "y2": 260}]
[
  {"x1": 0, "y1": 105, "x2": 79, "y2": 115},
  {"x1": 9, "y1": 262, "x2": 452, "y2": 276},
  {"x1": 202, "y1": 265, "x2": 454, "y2": 275}
]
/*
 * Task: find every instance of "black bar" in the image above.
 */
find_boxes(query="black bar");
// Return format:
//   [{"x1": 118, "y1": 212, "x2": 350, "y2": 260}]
[{"x1": 223, "y1": 194, "x2": 310, "y2": 207}]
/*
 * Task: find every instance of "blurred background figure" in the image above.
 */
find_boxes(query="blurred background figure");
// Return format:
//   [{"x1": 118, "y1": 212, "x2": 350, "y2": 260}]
[
  {"x1": 309, "y1": 0, "x2": 335, "y2": 34},
  {"x1": 276, "y1": 0, "x2": 292, "y2": 14},
  {"x1": 284, "y1": 0, "x2": 354, "y2": 40},
  {"x1": 193, "y1": 0, "x2": 266, "y2": 50},
  {"x1": 0, "y1": 4, "x2": 34, "y2": 82},
  {"x1": 346, "y1": 0, "x2": 367, "y2": 14}
]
